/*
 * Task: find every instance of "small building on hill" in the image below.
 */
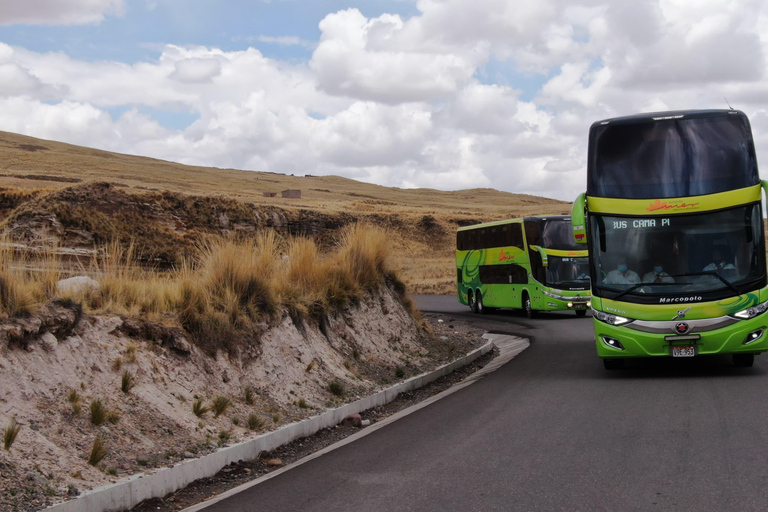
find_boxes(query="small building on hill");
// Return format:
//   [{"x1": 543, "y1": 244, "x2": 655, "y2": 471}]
[
  {"x1": 281, "y1": 189, "x2": 301, "y2": 199},
  {"x1": 263, "y1": 192, "x2": 277, "y2": 197}
]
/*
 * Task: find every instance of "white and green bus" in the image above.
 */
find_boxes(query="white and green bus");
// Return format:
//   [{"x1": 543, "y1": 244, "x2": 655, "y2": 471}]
[
  {"x1": 572, "y1": 109, "x2": 768, "y2": 369},
  {"x1": 457, "y1": 216, "x2": 591, "y2": 317}
]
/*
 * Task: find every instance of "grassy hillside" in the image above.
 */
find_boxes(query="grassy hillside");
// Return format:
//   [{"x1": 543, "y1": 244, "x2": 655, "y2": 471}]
[{"x1": 0, "y1": 130, "x2": 572, "y2": 294}]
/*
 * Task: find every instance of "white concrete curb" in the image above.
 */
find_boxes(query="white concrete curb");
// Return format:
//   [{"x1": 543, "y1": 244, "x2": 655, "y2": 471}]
[{"x1": 46, "y1": 334, "x2": 527, "y2": 512}]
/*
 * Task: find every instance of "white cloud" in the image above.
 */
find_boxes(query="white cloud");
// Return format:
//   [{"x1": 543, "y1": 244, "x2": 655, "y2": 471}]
[
  {"x1": 310, "y1": 9, "x2": 483, "y2": 103},
  {"x1": 170, "y1": 58, "x2": 223, "y2": 84},
  {"x1": 1, "y1": 1, "x2": 768, "y2": 202},
  {"x1": 0, "y1": 0, "x2": 124, "y2": 25}
]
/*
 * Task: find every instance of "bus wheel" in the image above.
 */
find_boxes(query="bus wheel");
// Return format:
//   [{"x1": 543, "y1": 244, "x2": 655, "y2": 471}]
[
  {"x1": 476, "y1": 291, "x2": 484, "y2": 314},
  {"x1": 467, "y1": 290, "x2": 476, "y2": 312},
  {"x1": 575, "y1": 309, "x2": 587, "y2": 317},
  {"x1": 603, "y1": 358, "x2": 624, "y2": 370},
  {"x1": 523, "y1": 293, "x2": 536, "y2": 319},
  {"x1": 733, "y1": 353, "x2": 755, "y2": 368}
]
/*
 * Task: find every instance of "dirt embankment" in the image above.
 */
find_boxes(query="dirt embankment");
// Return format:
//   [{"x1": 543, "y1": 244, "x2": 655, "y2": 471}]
[{"x1": 0, "y1": 277, "x2": 482, "y2": 511}]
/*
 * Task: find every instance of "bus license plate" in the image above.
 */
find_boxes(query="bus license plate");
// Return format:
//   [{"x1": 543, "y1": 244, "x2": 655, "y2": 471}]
[{"x1": 671, "y1": 346, "x2": 695, "y2": 358}]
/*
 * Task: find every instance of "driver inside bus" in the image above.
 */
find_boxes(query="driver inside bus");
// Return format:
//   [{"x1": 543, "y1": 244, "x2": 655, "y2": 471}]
[
  {"x1": 604, "y1": 258, "x2": 641, "y2": 285},
  {"x1": 703, "y1": 248, "x2": 736, "y2": 274},
  {"x1": 642, "y1": 261, "x2": 674, "y2": 284}
]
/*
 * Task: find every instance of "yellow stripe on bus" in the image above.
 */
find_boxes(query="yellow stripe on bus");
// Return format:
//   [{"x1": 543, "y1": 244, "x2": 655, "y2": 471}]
[{"x1": 586, "y1": 185, "x2": 761, "y2": 215}]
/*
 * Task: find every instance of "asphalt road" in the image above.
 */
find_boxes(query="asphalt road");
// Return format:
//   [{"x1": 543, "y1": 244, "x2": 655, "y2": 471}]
[{"x1": 190, "y1": 295, "x2": 768, "y2": 511}]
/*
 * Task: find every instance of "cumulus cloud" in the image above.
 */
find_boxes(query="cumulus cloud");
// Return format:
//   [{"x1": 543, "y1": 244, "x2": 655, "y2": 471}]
[
  {"x1": 1, "y1": 0, "x2": 768, "y2": 201},
  {"x1": 170, "y1": 58, "x2": 223, "y2": 84},
  {"x1": 0, "y1": 0, "x2": 124, "y2": 25}
]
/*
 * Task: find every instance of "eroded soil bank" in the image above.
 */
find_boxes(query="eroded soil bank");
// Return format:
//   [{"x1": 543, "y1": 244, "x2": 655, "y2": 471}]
[{"x1": 0, "y1": 281, "x2": 482, "y2": 511}]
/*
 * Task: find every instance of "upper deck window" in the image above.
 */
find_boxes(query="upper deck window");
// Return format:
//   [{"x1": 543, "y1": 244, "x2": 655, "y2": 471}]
[{"x1": 587, "y1": 113, "x2": 759, "y2": 199}]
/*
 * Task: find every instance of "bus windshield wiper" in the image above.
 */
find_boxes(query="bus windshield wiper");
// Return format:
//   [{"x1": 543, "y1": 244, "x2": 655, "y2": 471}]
[
  {"x1": 613, "y1": 282, "x2": 676, "y2": 301},
  {"x1": 674, "y1": 272, "x2": 740, "y2": 295}
]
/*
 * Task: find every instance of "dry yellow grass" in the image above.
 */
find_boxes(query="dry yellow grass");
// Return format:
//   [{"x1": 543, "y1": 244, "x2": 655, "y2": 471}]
[{"x1": 0, "y1": 224, "x2": 398, "y2": 353}]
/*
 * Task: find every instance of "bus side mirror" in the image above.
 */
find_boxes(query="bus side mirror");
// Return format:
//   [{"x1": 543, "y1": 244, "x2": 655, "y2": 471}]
[{"x1": 571, "y1": 192, "x2": 587, "y2": 244}]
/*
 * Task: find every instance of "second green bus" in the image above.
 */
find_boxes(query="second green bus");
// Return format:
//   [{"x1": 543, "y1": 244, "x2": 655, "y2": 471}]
[{"x1": 457, "y1": 216, "x2": 591, "y2": 317}]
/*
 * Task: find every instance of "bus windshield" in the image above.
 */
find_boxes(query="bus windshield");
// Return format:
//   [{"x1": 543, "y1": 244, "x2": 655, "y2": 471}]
[
  {"x1": 540, "y1": 219, "x2": 583, "y2": 250},
  {"x1": 545, "y1": 256, "x2": 590, "y2": 289},
  {"x1": 588, "y1": 113, "x2": 759, "y2": 198},
  {"x1": 589, "y1": 203, "x2": 765, "y2": 301}
]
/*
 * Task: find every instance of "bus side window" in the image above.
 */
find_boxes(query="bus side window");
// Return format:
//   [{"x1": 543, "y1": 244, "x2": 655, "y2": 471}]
[
  {"x1": 524, "y1": 221, "x2": 540, "y2": 246},
  {"x1": 509, "y1": 223, "x2": 524, "y2": 249}
]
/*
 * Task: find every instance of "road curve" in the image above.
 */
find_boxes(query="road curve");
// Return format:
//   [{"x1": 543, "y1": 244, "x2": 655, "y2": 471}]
[{"x1": 188, "y1": 295, "x2": 768, "y2": 512}]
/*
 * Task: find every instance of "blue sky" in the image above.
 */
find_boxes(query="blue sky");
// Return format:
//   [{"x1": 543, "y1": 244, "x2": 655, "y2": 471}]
[{"x1": 1, "y1": 0, "x2": 767, "y2": 201}]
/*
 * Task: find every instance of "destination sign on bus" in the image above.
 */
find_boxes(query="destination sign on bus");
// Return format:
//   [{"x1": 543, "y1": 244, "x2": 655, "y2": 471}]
[{"x1": 611, "y1": 218, "x2": 671, "y2": 229}]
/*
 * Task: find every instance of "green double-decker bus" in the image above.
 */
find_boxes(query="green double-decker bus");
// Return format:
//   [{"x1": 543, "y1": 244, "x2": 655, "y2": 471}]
[
  {"x1": 457, "y1": 216, "x2": 591, "y2": 318},
  {"x1": 572, "y1": 109, "x2": 768, "y2": 369}
]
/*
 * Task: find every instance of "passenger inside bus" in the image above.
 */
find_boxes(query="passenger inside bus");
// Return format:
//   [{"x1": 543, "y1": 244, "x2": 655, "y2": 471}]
[
  {"x1": 604, "y1": 258, "x2": 641, "y2": 285},
  {"x1": 642, "y1": 261, "x2": 674, "y2": 283}
]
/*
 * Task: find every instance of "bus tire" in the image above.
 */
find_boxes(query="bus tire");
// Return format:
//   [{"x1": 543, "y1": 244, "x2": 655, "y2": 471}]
[
  {"x1": 575, "y1": 309, "x2": 587, "y2": 317},
  {"x1": 476, "y1": 291, "x2": 485, "y2": 314},
  {"x1": 733, "y1": 353, "x2": 755, "y2": 368},
  {"x1": 603, "y1": 358, "x2": 624, "y2": 370},
  {"x1": 523, "y1": 292, "x2": 536, "y2": 319},
  {"x1": 467, "y1": 290, "x2": 476, "y2": 312}
]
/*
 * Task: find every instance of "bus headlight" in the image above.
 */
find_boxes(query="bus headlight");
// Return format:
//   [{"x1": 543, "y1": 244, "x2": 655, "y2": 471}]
[
  {"x1": 593, "y1": 308, "x2": 633, "y2": 326},
  {"x1": 732, "y1": 300, "x2": 768, "y2": 320}
]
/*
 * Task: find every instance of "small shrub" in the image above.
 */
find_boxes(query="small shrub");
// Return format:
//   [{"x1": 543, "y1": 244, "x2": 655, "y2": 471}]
[
  {"x1": 212, "y1": 396, "x2": 232, "y2": 418},
  {"x1": 107, "y1": 468, "x2": 118, "y2": 476},
  {"x1": 88, "y1": 436, "x2": 107, "y2": 466},
  {"x1": 395, "y1": 366, "x2": 406, "y2": 379},
  {"x1": 125, "y1": 343, "x2": 137, "y2": 363},
  {"x1": 297, "y1": 399, "x2": 308, "y2": 409},
  {"x1": 4, "y1": 418, "x2": 21, "y2": 450},
  {"x1": 243, "y1": 386, "x2": 255, "y2": 406},
  {"x1": 246, "y1": 413, "x2": 265, "y2": 430},
  {"x1": 231, "y1": 417, "x2": 240, "y2": 426},
  {"x1": 90, "y1": 399, "x2": 107, "y2": 426},
  {"x1": 121, "y1": 371, "x2": 135, "y2": 394},
  {"x1": 328, "y1": 380, "x2": 345, "y2": 397},
  {"x1": 192, "y1": 398, "x2": 209, "y2": 418},
  {"x1": 106, "y1": 410, "x2": 121, "y2": 424},
  {"x1": 68, "y1": 389, "x2": 82, "y2": 415},
  {"x1": 272, "y1": 413, "x2": 280, "y2": 423},
  {"x1": 218, "y1": 430, "x2": 232, "y2": 446},
  {"x1": 112, "y1": 357, "x2": 122, "y2": 372},
  {"x1": 305, "y1": 360, "x2": 316, "y2": 373}
]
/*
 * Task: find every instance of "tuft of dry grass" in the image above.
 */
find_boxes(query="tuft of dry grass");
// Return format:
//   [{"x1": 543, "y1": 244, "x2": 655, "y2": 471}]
[
  {"x1": 243, "y1": 386, "x2": 255, "y2": 406},
  {"x1": 211, "y1": 396, "x2": 232, "y2": 418},
  {"x1": 90, "y1": 399, "x2": 107, "y2": 426},
  {"x1": 88, "y1": 436, "x2": 107, "y2": 466},
  {"x1": 121, "y1": 371, "x2": 135, "y2": 393},
  {"x1": 4, "y1": 418, "x2": 21, "y2": 451},
  {"x1": 246, "y1": 413, "x2": 265, "y2": 431},
  {"x1": 192, "y1": 398, "x2": 209, "y2": 418}
]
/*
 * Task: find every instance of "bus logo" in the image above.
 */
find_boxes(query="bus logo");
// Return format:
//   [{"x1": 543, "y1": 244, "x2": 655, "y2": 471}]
[
  {"x1": 499, "y1": 249, "x2": 515, "y2": 261},
  {"x1": 672, "y1": 307, "x2": 691, "y2": 320},
  {"x1": 647, "y1": 199, "x2": 700, "y2": 212},
  {"x1": 674, "y1": 322, "x2": 690, "y2": 335}
]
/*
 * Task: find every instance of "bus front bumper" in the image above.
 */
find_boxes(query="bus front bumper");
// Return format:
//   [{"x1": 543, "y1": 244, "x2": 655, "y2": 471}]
[
  {"x1": 541, "y1": 290, "x2": 591, "y2": 312},
  {"x1": 594, "y1": 315, "x2": 768, "y2": 359}
]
